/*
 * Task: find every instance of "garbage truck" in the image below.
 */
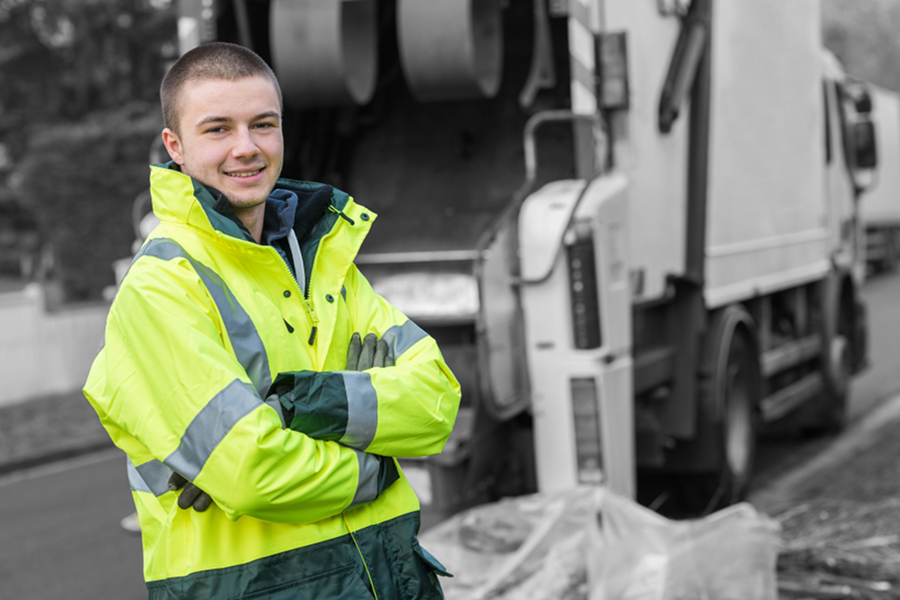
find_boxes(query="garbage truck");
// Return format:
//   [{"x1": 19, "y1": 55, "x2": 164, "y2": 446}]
[
  {"x1": 168, "y1": 0, "x2": 880, "y2": 516},
  {"x1": 859, "y1": 85, "x2": 900, "y2": 273}
]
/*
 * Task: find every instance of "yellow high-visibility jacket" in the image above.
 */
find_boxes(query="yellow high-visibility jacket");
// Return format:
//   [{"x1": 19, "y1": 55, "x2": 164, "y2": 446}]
[{"x1": 84, "y1": 164, "x2": 460, "y2": 599}]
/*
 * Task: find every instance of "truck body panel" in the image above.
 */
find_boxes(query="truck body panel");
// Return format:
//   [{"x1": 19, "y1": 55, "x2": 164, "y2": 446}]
[
  {"x1": 705, "y1": 0, "x2": 829, "y2": 306},
  {"x1": 602, "y1": 2, "x2": 688, "y2": 303},
  {"x1": 822, "y1": 52, "x2": 861, "y2": 279}
]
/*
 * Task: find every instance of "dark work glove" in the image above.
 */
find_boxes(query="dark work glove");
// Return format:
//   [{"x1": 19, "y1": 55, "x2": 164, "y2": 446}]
[
  {"x1": 266, "y1": 332, "x2": 395, "y2": 441},
  {"x1": 168, "y1": 472, "x2": 214, "y2": 512},
  {"x1": 346, "y1": 333, "x2": 394, "y2": 370}
]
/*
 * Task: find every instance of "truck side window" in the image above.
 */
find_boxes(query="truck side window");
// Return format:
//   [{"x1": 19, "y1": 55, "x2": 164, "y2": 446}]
[{"x1": 835, "y1": 83, "x2": 855, "y2": 171}]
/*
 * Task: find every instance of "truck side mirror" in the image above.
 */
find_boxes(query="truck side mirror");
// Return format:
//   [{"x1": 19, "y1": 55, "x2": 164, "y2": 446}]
[
  {"x1": 854, "y1": 120, "x2": 878, "y2": 169},
  {"x1": 855, "y1": 92, "x2": 873, "y2": 114}
]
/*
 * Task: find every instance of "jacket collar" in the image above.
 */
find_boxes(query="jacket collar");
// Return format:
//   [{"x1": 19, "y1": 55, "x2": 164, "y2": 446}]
[{"x1": 149, "y1": 162, "x2": 339, "y2": 248}]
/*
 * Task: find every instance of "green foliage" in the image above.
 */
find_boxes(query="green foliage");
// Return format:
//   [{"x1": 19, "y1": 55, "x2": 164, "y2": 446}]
[
  {"x1": 823, "y1": 0, "x2": 900, "y2": 91},
  {"x1": 0, "y1": 0, "x2": 175, "y2": 304},
  {"x1": 13, "y1": 103, "x2": 161, "y2": 303},
  {"x1": 0, "y1": 0, "x2": 177, "y2": 122}
]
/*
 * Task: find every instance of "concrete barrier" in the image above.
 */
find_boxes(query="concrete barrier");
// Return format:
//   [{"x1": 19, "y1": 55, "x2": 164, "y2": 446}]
[{"x1": 0, "y1": 284, "x2": 108, "y2": 407}]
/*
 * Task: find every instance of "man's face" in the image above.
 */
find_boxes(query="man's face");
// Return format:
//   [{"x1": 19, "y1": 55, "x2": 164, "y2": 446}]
[{"x1": 162, "y1": 75, "x2": 284, "y2": 212}]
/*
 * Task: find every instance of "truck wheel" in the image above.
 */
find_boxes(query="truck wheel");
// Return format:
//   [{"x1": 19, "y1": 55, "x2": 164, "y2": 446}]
[
  {"x1": 803, "y1": 278, "x2": 853, "y2": 435},
  {"x1": 816, "y1": 334, "x2": 851, "y2": 433},
  {"x1": 883, "y1": 229, "x2": 899, "y2": 272},
  {"x1": 710, "y1": 327, "x2": 759, "y2": 509},
  {"x1": 807, "y1": 301, "x2": 853, "y2": 434},
  {"x1": 889, "y1": 228, "x2": 900, "y2": 272},
  {"x1": 681, "y1": 307, "x2": 761, "y2": 515}
]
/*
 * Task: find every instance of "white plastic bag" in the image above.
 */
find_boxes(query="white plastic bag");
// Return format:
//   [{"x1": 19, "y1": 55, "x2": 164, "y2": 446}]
[
  {"x1": 420, "y1": 488, "x2": 596, "y2": 599},
  {"x1": 419, "y1": 486, "x2": 780, "y2": 600},
  {"x1": 589, "y1": 490, "x2": 781, "y2": 600}
]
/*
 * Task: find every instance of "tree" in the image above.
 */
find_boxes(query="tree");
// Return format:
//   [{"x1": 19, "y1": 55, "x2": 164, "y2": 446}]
[
  {"x1": 823, "y1": 0, "x2": 900, "y2": 91},
  {"x1": 0, "y1": 0, "x2": 177, "y2": 122},
  {"x1": 2, "y1": 0, "x2": 176, "y2": 303}
]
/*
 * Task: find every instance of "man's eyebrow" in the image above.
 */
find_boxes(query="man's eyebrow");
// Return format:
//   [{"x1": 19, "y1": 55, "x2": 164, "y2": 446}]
[
  {"x1": 194, "y1": 112, "x2": 280, "y2": 129},
  {"x1": 253, "y1": 111, "x2": 282, "y2": 122},
  {"x1": 195, "y1": 116, "x2": 231, "y2": 128}
]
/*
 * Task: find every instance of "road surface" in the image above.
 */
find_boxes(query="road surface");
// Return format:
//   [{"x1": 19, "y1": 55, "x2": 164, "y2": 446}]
[
  {"x1": 2, "y1": 271, "x2": 900, "y2": 598},
  {"x1": 0, "y1": 450, "x2": 145, "y2": 599}
]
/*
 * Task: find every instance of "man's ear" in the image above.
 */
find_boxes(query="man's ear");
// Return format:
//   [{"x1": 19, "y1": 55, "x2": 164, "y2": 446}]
[{"x1": 161, "y1": 128, "x2": 185, "y2": 166}]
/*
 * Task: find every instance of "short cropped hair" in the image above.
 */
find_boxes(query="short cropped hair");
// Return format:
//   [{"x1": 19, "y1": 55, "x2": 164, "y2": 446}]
[{"x1": 160, "y1": 42, "x2": 283, "y2": 134}]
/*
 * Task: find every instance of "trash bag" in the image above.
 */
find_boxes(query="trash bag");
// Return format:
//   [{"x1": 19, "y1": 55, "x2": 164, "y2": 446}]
[
  {"x1": 420, "y1": 486, "x2": 781, "y2": 600},
  {"x1": 420, "y1": 488, "x2": 595, "y2": 600},
  {"x1": 589, "y1": 489, "x2": 781, "y2": 600}
]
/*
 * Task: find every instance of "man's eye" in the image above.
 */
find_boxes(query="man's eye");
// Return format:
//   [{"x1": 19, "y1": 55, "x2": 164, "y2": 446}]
[
  {"x1": 205, "y1": 127, "x2": 225, "y2": 134},
  {"x1": 255, "y1": 122, "x2": 278, "y2": 129}
]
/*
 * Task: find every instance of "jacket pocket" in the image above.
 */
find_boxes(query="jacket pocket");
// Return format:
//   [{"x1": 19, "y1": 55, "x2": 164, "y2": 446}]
[
  {"x1": 237, "y1": 564, "x2": 374, "y2": 600},
  {"x1": 413, "y1": 540, "x2": 452, "y2": 578},
  {"x1": 407, "y1": 538, "x2": 451, "y2": 600}
]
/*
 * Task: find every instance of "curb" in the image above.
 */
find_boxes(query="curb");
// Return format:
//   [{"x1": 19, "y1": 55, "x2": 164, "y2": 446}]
[{"x1": 0, "y1": 438, "x2": 115, "y2": 478}]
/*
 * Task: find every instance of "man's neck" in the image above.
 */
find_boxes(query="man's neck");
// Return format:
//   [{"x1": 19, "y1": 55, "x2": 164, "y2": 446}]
[{"x1": 232, "y1": 203, "x2": 266, "y2": 243}]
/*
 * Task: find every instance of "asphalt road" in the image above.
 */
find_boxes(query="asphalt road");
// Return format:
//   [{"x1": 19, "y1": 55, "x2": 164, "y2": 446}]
[
  {"x1": 2, "y1": 270, "x2": 899, "y2": 598},
  {"x1": 0, "y1": 450, "x2": 145, "y2": 599},
  {"x1": 843, "y1": 269, "x2": 900, "y2": 419}
]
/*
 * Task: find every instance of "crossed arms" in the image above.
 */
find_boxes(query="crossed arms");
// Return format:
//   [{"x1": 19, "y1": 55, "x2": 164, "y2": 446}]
[{"x1": 85, "y1": 258, "x2": 460, "y2": 525}]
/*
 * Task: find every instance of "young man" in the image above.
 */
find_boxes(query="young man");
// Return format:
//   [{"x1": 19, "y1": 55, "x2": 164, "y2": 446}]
[{"x1": 84, "y1": 42, "x2": 460, "y2": 599}]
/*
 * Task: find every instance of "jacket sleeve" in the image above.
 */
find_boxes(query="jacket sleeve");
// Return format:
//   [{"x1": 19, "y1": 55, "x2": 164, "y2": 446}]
[
  {"x1": 84, "y1": 254, "x2": 392, "y2": 525},
  {"x1": 274, "y1": 264, "x2": 462, "y2": 458}
]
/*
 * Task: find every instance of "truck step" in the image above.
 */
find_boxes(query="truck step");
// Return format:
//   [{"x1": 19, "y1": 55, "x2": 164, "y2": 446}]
[
  {"x1": 760, "y1": 372, "x2": 823, "y2": 422},
  {"x1": 761, "y1": 334, "x2": 822, "y2": 378}
]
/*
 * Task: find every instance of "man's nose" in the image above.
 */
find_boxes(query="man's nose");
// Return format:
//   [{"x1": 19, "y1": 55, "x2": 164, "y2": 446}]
[{"x1": 231, "y1": 127, "x2": 259, "y2": 158}]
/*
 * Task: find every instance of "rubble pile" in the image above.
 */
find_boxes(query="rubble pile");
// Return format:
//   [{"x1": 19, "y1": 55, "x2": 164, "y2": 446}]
[{"x1": 776, "y1": 498, "x2": 900, "y2": 599}]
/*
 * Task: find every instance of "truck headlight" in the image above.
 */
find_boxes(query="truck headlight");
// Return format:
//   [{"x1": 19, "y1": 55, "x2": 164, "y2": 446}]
[{"x1": 571, "y1": 377, "x2": 604, "y2": 485}]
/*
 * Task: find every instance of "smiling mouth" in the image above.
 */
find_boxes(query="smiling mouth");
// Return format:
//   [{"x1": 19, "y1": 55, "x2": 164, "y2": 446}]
[{"x1": 225, "y1": 168, "x2": 263, "y2": 178}]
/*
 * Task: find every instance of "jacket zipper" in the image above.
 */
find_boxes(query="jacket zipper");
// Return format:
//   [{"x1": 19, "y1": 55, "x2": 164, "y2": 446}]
[
  {"x1": 273, "y1": 240, "x2": 319, "y2": 346},
  {"x1": 306, "y1": 303, "x2": 319, "y2": 345},
  {"x1": 283, "y1": 202, "x2": 354, "y2": 346}
]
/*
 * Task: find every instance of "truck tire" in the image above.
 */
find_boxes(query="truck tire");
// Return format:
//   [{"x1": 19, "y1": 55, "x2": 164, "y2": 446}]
[
  {"x1": 806, "y1": 280, "x2": 853, "y2": 434},
  {"x1": 681, "y1": 306, "x2": 761, "y2": 515},
  {"x1": 889, "y1": 228, "x2": 900, "y2": 273},
  {"x1": 881, "y1": 229, "x2": 898, "y2": 272},
  {"x1": 815, "y1": 334, "x2": 851, "y2": 433}
]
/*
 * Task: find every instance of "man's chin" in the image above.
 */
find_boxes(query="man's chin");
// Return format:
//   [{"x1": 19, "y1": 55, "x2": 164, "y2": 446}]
[
  {"x1": 222, "y1": 186, "x2": 273, "y2": 211},
  {"x1": 228, "y1": 197, "x2": 268, "y2": 212}
]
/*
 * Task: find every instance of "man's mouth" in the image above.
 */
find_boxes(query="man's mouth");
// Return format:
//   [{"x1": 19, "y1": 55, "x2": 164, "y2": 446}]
[{"x1": 225, "y1": 168, "x2": 263, "y2": 178}]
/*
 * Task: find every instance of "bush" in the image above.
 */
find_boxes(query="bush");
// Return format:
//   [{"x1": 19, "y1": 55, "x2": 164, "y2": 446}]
[{"x1": 13, "y1": 102, "x2": 161, "y2": 303}]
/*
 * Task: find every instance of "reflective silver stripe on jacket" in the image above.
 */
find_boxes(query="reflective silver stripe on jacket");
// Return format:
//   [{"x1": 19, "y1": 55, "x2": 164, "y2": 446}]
[
  {"x1": 340, "y1": 372, "x2": 378, "y2": 450},
  {"x1": 126, "y1": 379, "x2": 262, "y2": 493},
  {"x1": 381, "y1": 320, "x2": 428, "y2": 359},
  {"x1": 349, "y1": 449, "x2": 382, "y2": 507},
  {"x1": 137, "y1": 238, "x2": 273, "y2": 398},
  {"x1": 264, "y1": 394, "x2": 287, "y2": 428},
  {"x1": 165, "y1": 379, "x2": 261, "y2": 481},
  {"x1": 127, "y1": 456, "x2": 172, "y2": 497},
  {"x1": 338, "y1": 320, "x2": 427, "y2": 451}
]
